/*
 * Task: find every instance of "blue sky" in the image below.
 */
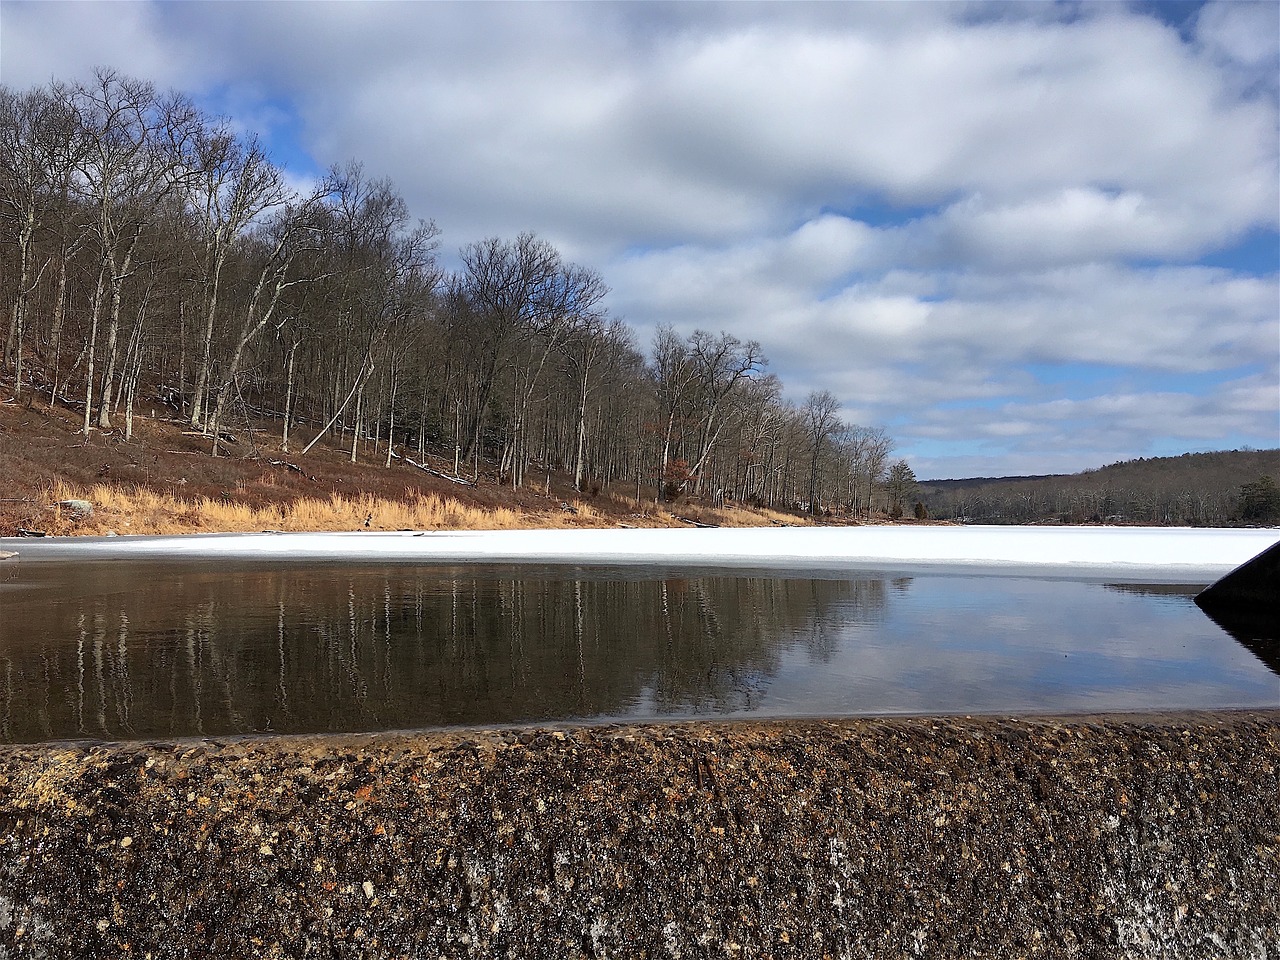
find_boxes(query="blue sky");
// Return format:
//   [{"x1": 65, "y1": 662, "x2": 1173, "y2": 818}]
[{"x1": 2, "y1": 0, "x2": 1276, "y2": 479}]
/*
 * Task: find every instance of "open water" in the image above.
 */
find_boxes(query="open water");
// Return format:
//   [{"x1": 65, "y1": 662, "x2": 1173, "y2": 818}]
[{"x1": 0, "y1": 560, "x2": 1276, "y2": 743}]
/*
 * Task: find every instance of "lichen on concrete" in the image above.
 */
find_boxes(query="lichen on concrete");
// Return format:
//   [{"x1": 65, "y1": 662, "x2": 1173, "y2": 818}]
[{"x1": 0, "y1": 712, "x2": 1277, "y2": 958}]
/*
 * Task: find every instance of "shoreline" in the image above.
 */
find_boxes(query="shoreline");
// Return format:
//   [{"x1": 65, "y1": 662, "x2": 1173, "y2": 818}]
[
  {"x1": 9, "y1": 705, "x2": 1274, "y2": 752},
  {"x1": 2, "y1": 710, "x2": 1277, "y2": 958},
  {"x1": 4, "y1": 524, "x2": 1278, "y2": 581}
]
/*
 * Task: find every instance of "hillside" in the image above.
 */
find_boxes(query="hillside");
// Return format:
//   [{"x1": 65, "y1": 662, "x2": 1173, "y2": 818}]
[
  {"x1": 0, "y1": 394, "x2": 820, "y2": 538},
  {"x1": 918, "y1": 450, "x2": 1280, "y2": 526}
]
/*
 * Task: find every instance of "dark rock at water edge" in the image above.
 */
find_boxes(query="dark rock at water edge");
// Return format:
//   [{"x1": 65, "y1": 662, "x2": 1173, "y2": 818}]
[{"x1": 0, "y1": 712, "x2": 1277, "y2": 959}]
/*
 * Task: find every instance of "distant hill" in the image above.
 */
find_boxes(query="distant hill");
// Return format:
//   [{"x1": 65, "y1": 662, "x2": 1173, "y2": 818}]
[{"x1": 918, "y1": 449, "x2": 1280, "y2": 526}]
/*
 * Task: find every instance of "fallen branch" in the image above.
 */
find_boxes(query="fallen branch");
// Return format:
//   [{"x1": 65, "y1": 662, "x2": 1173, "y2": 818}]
[
  {"x1": 674, "y1": 516, "x2": 719, "y2": 528},
  {"x1": 389, "y1": 450, "x2": 475, "y2": 486},
  {"x1": 267, "y1": 459, "x2": 315, "y2": 481},
  {"x1": 182, "y1": 430, "x2": 237, "y2": 444}
]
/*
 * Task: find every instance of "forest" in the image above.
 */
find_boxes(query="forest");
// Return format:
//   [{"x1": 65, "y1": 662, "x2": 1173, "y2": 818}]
[
  {"x1": 0, "y1": 70, "x2": 913, "y2": 519},
  {"x1": 918, "y1": 450, "x2": 1280, "y2": 527}
]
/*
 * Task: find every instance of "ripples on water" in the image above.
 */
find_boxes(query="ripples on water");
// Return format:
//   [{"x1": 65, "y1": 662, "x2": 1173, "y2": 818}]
[{"x1": 0, "y1": 561, "x2": 1275, "y2": 743}]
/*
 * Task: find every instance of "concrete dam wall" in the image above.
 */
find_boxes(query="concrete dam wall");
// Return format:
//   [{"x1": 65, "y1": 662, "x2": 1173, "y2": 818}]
[{"x1": 1, "y1": 712, "x2": 1277, "y2": 959}]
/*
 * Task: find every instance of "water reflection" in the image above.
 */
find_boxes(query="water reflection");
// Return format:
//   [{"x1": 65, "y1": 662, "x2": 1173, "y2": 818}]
[
  {"x1": 0, "y1": 562, "x2": 1275, "y2": 743},
  {"x1": 1104, "y1": 582, "x2": 1280, "y2": 677}
]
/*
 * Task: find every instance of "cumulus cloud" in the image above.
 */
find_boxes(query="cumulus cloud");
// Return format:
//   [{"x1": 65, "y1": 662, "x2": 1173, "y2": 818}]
[
  {"x1": 1194, "y1": 0, "x2": 1280, "y2": 97},
  {"x1": 1, "y1": 0, "x2": 1275, "y2": 477},
  {"x1": 613, "y1": 227, "x2": 1276, "y2": 372}
]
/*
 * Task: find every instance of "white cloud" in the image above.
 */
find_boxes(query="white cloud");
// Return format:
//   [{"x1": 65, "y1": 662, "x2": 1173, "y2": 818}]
[
  {"x1": 6, "y1": 2, "x2": 1274, "y2": 255},
  {"x1": 0, "y1": 2, "x2": 175, "y2": 88},
  {"x1": 908, "y1": 371, "x2": 1279, "y2": 473},
  {"x1": 612, "y1": 226, "x2": 1276, "y2": 375},
  {"x1": 2, "y1": 0, "x2": 1276, "y2": 478},
  {"x1": 1195, "y1": 0, "x2": 1280, "y2": 97}
]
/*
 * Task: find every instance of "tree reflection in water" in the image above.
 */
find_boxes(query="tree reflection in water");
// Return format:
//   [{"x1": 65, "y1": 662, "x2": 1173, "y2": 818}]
[{"x1": 0, "y1": 563, "x2": 889, "y2": 742}]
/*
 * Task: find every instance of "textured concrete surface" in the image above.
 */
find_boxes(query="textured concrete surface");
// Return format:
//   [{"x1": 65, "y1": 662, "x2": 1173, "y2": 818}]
[
  {"x1": 1198, "y1": 539, "x2": 1280, "y2": 615},
  {"x1": 1, "y1": 712, "x2": 1277, "y2": 959}
]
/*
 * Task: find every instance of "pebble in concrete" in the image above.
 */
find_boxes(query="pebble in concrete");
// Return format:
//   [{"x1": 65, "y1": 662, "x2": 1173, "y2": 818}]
[{"x1": 0, "y1": 712, "x2": 1276, "y2": 959}]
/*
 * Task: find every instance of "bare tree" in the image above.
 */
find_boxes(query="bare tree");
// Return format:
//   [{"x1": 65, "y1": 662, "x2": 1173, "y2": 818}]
[
  {"x1": 847, "y1": 425, "x2": 893, "y2": 518},
  {"x1": 802, "y1": 389, "x2": 841, "y2": 514},
  {"x1": 208, "y1": 182, "x2": 336, "y2": 452},
  {"x1": 185, "y1": 127, "x2": 289, "y2": 428},
  {"x1": 651, "y1": 325, "x2": 699, "y2": 501},
  {"x1": 69, "y1": 69, "x2": 201, "y2": 432},
  {"x1": 553, "y1": 266, "x2": 611, "y2": 490},
  {"x1": 298, "y1": 166, "x2": 438, "y2": 458},
  {"x1": 682, "y1": 330, "x2": 766, "y2": 496},
  {"x1": 0, "y1": 84, "x2": 81, "y2": 400},
  {"x1": 455, "y1": 232, "x2": 561, "y2": 461}
]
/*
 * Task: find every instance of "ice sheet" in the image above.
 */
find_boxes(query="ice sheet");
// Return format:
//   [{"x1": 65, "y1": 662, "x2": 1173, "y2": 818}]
[{"x1": 4, "y1": 526, "x2": 1277, "y2": 581}]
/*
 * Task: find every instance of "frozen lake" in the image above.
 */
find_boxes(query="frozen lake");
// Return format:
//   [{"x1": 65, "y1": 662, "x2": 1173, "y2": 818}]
[{"x1": 6, "y1": 525, "x2": 1276, "y2": 577}]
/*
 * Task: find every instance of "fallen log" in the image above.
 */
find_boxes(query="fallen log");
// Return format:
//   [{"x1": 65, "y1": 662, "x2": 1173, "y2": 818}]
[
  {"x1": 181, "y1": 430, "x2": 237, "y2": 444},
  {"x1": 389, "y1": 450, "x2": 475, "y2": 485},
  {"x1": 266, "y1": 459, "x2": 315, "y2": 481},
  {"x1": 674, "y1": 515, "x2": 719, "y2": 528}
]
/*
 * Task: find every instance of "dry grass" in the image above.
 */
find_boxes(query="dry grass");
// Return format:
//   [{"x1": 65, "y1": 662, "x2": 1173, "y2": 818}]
[
  {"x1": 674, "y1": 501, "x2": 815, "y2": 528},
  {"x1": 25, "y1": 481, "x2": 823, "y2": 537},
  {"x1": 622, "y1": 499, "x2": 814, "y2": 528},
  {"x1": 36, "y1": 481, "x2": 540, "y2": 536}
]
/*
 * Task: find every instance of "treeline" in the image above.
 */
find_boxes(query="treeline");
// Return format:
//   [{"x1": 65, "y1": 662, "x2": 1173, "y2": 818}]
[
  {"x1": 1, "y1": 70, "x2": 910, "y2": 516},
  {"x1": 918, "y1": 450, "x2": 1280, "y2": 526}
]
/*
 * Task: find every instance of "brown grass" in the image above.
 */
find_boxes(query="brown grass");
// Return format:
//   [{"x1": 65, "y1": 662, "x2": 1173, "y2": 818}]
[
  {"x1": 35, "y1": 481, "x2": 546, "y2": 536},
  {"x1": 672, "y1": 501, "x2": 814, "y2": 528},
  {"x1": 24, "y1": 482, "x2": 821, "y2": 537}
]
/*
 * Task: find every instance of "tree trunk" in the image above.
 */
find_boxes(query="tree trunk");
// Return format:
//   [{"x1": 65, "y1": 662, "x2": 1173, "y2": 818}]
[
  {"x1": 574, "y1": 368, "x2": 589, "y2": 492},
  {"x1": 189, "y1": 256, "x2": 224, "y2": 429},
  {"x1": 81, "y1": 268, "x2": 107, "y2": 435},
  {"x1": 281, "y1": 343, "x2": 297, "y2": 452},
  {"x1": 49, "y1": 254, "x2": 68, "y2": 407},
  {"x1": 384, "y1": 359, "x2": 399, "y2": 469},
  {"x1": 96, "y1": 232, "x2": 140, "y2": 430},
  {"x1": 350, "y1": 381, "x2": 365, "y2": 463},
  {"x1": 300, "y1": 357, "x2": 373, "y2": 457}
]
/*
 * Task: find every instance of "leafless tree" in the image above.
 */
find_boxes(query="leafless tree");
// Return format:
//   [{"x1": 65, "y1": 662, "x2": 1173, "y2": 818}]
[
  {"x1": 802, "y1": 389, "x2": 841, "y2": 514},
  {"x1": 69, "y1": 69, "x2": 201, "y2": 432},
  {"x1": 0, "y1": 84, "x2": 82, "y2": 400},
  {"x1": 455, "y1": 232, "x2": 561, "y2": 464},
  {"x1": 682, "y1": 330, "x2": 766, "y2": 496},
  {"x1": 185, "y1": 127, "x2": 290, "y2": 428}
]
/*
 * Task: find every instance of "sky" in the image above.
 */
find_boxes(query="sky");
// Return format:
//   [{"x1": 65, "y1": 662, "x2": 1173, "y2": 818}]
[{"x1": 2, "y1": 0, "x2": 1277, "y2": 480}]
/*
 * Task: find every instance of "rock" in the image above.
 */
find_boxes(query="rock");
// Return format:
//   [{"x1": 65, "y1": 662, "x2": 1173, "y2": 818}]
[{"x1": 57, "y1": 499, "x2": 94, "y2": 520}]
